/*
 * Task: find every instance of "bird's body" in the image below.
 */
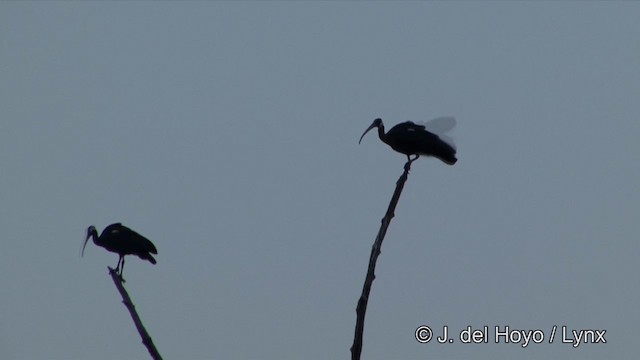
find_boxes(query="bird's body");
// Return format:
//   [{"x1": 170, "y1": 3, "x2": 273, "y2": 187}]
[
  {"x1": 359, "y1": 118, "x2": 457, "y2": 165},
  {"x1": 82, "y1": 223, "x2": 157, "y2": 276}
]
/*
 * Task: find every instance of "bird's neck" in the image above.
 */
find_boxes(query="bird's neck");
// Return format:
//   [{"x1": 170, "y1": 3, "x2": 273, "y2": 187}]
[
  {"x1": 90, "y1": 230, "x2": 100, "y2": 244},
  {"x1": 377, "y1": 125, "x2": 389, "y2": 144}
]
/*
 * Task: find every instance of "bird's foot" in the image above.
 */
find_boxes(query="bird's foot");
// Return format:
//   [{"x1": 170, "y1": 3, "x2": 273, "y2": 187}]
[
  {"x1": 404, "y1": 155, "x2": 418, "y2": 171},
  {"x1": 116, "y1": 269, "x2": 126, "y2": 283},
  {"x1": 109, "y1": 267, "x2": 126, "y2": 283}
]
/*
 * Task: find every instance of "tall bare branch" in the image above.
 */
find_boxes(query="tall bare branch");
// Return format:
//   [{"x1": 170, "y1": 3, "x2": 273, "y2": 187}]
[{"x1": 351, "y1": 159, "x2": 414, "y2": 360}]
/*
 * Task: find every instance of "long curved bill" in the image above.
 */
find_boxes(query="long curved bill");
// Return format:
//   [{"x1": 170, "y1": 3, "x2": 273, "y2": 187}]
[
  {"x1": 81, "y1": 233, "x2": 91, "y2": 257},
  {"x1": 358, "y1": 122, "x2": 377, "y2": 144}
]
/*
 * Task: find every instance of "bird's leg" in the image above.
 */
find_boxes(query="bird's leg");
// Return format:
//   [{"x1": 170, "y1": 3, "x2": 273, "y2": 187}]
[
  {"x1": 115, "y1": 257, "x2": 122, "y2": 274},
  {"x1": 112, "y1": 256, "x2": 125, "y2": 282},
  {"x1": 406, "y1": 154, "x2": 419, "y2": 163},
  {"x1": 120, "y1": 257, "x2": 126, "y2": 281},
  {"x1": 404, "y1": 155, "x2": 420, "y2": 171}
]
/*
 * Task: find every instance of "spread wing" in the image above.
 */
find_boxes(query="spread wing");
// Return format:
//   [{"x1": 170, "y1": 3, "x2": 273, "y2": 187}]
[
  {"x1": 424, "y1": 116, "x2": 456, "y2": 134},
  {"x1": 422, "y1": 117, "x2": 457, "y2": 150}
]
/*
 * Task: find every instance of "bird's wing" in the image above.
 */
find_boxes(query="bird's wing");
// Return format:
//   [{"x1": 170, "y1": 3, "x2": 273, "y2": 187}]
[
  {"x1": 401, "y1": 121, "x2": 426, "y2": 131},
  {"x1": 423, "y1": 116, "x2": 456, "y2": 134},
  {"x1": 402, "y1": 126, "x2": 456, "y2": 152},
  {"x1": 387, "y1": 122, "x2": 426, "y2": 138},
  {"x1": 109, "y1": 223, "x2": 158, "y2": 254},
  {"x1": 103, "y1": 223, "x2": 124, "y2": 235},
  {"x1": 422, "y1": 117, "x2": 457, "y2": 150}
]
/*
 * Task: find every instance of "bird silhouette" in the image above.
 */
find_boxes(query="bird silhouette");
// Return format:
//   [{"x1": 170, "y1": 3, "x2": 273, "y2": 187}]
[
  {"x1": 359, "y1": 118, "x2": 457, "y2": 165},
  {"x1": 82, "y1": 223, "x2": 157, "y2": 277}
]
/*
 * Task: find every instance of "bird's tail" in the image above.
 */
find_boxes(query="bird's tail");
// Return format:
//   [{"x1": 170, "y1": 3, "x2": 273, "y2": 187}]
[
  {"x1": 139, "y1": 253, "x2": 157, "y2": 264},
  {"x1": 432, "y1": 140, "x2": 458, "y2": 165},
  {"x1": 437, "y1": 152, "x2": 457, "y2": 165}
]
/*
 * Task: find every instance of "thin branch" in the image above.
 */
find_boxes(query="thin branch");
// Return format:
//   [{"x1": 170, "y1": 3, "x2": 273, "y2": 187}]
[
  {"x1": 109, "y1": 267, "x2": 163, "y2": 360},
  {"x1": 351, "y1": 159, "x2": 414, "y2": 360}
]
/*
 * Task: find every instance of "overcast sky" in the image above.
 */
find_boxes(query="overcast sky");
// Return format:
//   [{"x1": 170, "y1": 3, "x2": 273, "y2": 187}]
[{"x1": 1, "y1": 2, "x2": 638, "y2": 359}]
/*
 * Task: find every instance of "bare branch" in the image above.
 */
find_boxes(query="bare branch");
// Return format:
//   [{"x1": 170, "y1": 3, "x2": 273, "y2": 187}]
[
  {"x1": 351, "y1": 159, "x2": 414, "y2": 360},
  {"x1": 108, "y1": 267, "x2": 163, "y2": 360}
]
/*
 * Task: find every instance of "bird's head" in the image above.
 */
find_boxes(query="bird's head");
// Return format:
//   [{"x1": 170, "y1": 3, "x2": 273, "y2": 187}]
[
  {"x1": 81, "y1": 225, "x2": 97, "y2": 257},
  {"x1": 358, "y1": 118, "x2": 383, "y2": 144}
]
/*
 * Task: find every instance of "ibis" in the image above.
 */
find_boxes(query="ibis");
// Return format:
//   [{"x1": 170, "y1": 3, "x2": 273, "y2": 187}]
[
  {"x1": 359, "y1": 118, "x2": 457, "y2": 165},
  {"x1": 82, "y1": 223, "x2": 158, "y2": 276}
]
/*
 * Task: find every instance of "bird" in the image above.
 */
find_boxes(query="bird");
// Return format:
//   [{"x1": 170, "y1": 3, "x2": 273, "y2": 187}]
[
  {"x1": 82, "y1": 223, "x2": 158, "y2": 277},
  {"x1": 358, "y1": 118, "x2": 457, "y2": 165}
]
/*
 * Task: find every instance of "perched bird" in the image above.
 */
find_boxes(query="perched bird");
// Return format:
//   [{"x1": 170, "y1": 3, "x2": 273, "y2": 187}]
[
  {"x1": 359, "y1": 118, "x2": 457, "y2": 165},
  {"x1": 82, "y1": 223, "x2": 158, "y2": 276}
]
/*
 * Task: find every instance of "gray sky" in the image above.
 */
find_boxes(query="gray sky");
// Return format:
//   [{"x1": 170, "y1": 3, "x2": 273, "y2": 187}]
[{"x1": 1, "y1": 2, "x2": 638, "y2": 359}]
